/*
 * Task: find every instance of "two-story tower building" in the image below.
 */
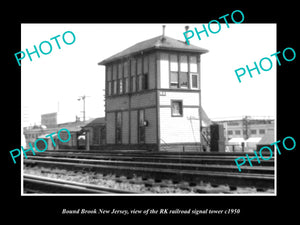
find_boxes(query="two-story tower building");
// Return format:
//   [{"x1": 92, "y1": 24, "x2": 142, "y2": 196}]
[{"x1": 98, "y1": 30, "x2": 208, "y2": 151}]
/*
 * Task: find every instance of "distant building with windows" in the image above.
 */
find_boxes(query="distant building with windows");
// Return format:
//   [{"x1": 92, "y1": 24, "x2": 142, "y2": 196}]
[
  {"x1": 23, "y1": 115, "x2": 105, "y2": 150},
  {"x1": 212, "y1": 116, "x2": 275, "y2": 151},
  {"x1": 99, "y1": 29, "x2": 209, "y2": 151}
]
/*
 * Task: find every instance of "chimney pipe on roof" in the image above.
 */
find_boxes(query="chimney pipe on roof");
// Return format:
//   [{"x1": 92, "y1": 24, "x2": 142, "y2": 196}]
[
  {"x1": 161, "y1": 25, "x2": 166, "y2": 41},
  {"x1": 185, "y1": 26, "x2": 189, "y2": 44}
]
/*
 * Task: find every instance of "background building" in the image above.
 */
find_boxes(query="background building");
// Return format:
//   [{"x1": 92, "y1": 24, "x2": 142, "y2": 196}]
[
  {"x1": 212, "y1": 116, "x2": 275, "y2": 152},
  {"x1": 23, "y1": 114, "x2": 101, "y2": 150},
  {"x1": 83, "y1": 117, "x2": 106, "y2": 150}
]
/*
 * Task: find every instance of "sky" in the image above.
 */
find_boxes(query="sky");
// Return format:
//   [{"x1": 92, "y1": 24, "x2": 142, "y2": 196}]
[{"x1": 21, "y1": 23, "x2": 276, "y2": 130}]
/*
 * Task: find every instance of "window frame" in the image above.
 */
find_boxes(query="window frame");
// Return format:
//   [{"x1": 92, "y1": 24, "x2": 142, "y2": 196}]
[
  {"x1": 171, "y1": 100, "x2": 183, "y2": 117},
  {"x1": 190, "y1": 73, "x2": 199, "y2": 89},
  {"x1": 179, "y1": 72, "x2": 189, "y2": 89},
  {"x1": 115, "y1": 111, "x2": 122, "y2": 144},
  {"x1": 235, "y1": 130, "x2": 241, "y2": 135},
  {"x1": 180, "y1": 55, "x2": 188, "y2": 72},
  {"x1": 113, "y1": 80, "x2": 117, "y2": 95},
  {"x1": 259, "y1": 129, "x2": 265, "y2": 135},
  {"x1": 137, "y1": 73, "x2": 149, "y2": 92},
  {"x1": 170, "y1": 71, "x2": 179, "y2": 88},
  {"x1": 189, "y1": 55, "x2": 198, "y2": 73},
  {"x1": 107, "y1": 81, "x2": 112, "y2": 96},
  {"x1": 130, "y1": 58, "x2": 137, "y2": 93},
  {"x1": 137, "y1": 73, "x2": 143, "y2": 91},
  {"x1": 118, "y1": 78, "x2": 123, "y2": 94},
  {"x1": 138, "y1": 109, "x2": 146, "y2": 144},
  {"x1": 124, "y1": 77, "x2": 129, "y2": 93},
  {"x1": 131, "y1": 76, "x2": 136, "y2": 93},
  {"x1": 143, "y1": 73, "x2": 148, "y2": 90},
  {"x1": 169, "y1": 53, "x2": 199, "y2": 89}
]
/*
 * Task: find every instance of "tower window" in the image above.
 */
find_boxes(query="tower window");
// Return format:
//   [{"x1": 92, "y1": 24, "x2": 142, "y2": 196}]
[
  {"x1": 191, "y1": 74, "x2": 199, "y2": 89},
  {"x1": 170, "y1": 72, "x2": 179, "y2": 88},
  {"x1": 171, "y1": 100, "x2": 183, "y2": 117},
  {"x1": 179, "y1": 72, "x2": 188, "y2": 88}
]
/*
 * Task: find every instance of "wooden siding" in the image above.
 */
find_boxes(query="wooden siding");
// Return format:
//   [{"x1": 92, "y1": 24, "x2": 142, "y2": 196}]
[
  {"x1": 130, "y1": 91, "x2": 156, "y2": 109},
  {"x1": 106, "y1": 112, "x2": 115, "y2": 144},
  {"x1": 106, "y1": 96, "x2": 129, "y2": 111},
  {"x1": 145, "y1": 107, "x2": 157, "y2": 144},
  {"x1": 159, "y1": 91, "x2": 199, "y2": 106},
  {"x1": 159, "y1": 107, "x2": 200, "y2": 144},
  {"x1": 71, "y1": 134, "x2": 77, "y2": 147}
]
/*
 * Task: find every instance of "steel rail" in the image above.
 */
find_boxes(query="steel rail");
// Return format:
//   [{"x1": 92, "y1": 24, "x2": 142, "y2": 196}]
[{"x1": 23, "y1": 174, "x2": 138, "y2": 194}]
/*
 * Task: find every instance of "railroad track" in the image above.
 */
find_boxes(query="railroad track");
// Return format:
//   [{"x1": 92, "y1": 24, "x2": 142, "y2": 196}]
[
  {"x1": 24, "y1": 150, "x2": 275, "y2": 191},
  {"x1": 26, "y1": 155, "x2": 273, "y2": 174},
  {"x1": 25, "y1": 151, "x2": 274, "y2": 166},
  {"x1": 23, "y1": 174, "x2": 137, "y2": 194}
]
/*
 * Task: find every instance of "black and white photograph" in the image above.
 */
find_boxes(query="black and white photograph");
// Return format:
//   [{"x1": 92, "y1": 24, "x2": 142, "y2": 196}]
[
  {"x1": 4, "y1": 5, "x2": 298, "y2": 221},
  {"x1": 20, "y1": 23, "x2": 276, "y2": 195}
]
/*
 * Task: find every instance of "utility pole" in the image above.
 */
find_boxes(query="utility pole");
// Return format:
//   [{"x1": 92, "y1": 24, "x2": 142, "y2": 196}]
[
  {"x1": 243, "y1": 116, "x2": 249, "y2": 140},
  {"x1": 198, "y1": 54, "x2": 203, "y2": 152},
  {"x1": 78, "y1": 95, "x2": 89, "y2": 122}
]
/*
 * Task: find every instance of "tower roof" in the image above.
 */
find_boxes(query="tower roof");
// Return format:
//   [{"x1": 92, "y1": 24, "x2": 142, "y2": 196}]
[{"x1": 98, "y1": 35, "x2": 208, "y2": 65}]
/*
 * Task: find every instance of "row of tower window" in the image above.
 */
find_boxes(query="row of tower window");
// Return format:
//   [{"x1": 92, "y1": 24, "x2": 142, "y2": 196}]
[
  {"x1": 107, "y1": 73, "x2": 148, "y2": 96},
  {"x1": 106, "y1": 54, "x2": 199, "y2": 96}
]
